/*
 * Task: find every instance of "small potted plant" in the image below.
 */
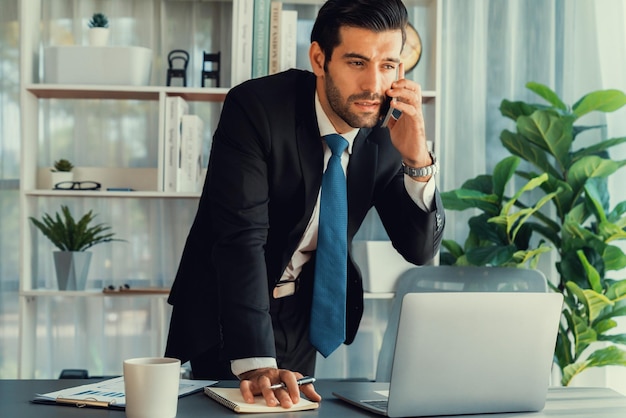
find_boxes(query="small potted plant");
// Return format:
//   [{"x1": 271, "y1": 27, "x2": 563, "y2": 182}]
[
  {"x1": 30, "y1": 205, "x2": 124, "y2": 290},
  {"x1": 88, "y1": 12, "x2": 110, "y2": 46},
  {"x1": 50, "y1": 158, "x2": 74, "y2": 188}
]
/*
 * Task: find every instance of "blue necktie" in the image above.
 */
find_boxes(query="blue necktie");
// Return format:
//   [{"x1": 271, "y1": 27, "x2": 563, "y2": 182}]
[{"x1": 310, "y1": 134, "x2": 349, "y2": 357}]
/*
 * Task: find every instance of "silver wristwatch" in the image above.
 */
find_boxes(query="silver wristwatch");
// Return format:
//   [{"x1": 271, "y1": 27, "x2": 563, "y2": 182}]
[{"x1": 402, "y1": 152, "x2": 438, "y2": 178}]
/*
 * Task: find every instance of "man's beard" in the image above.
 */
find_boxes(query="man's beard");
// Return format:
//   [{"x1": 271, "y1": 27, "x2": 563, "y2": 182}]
[{"x1": 325, "y1": 73, "x2": 384, "y2": 129}]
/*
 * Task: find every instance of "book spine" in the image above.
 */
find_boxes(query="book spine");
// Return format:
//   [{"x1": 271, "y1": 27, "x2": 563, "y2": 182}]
[
  {"x1": 279, "y1": 9, "x2": 298, "y2": 72},
  {"x1": 177, "y1": 115, "x2": 204, "y2": 192},
  {"x1": 231, "y1": 0, "x2": 254, "y2": 86},
  {"x1": 268, "y1": 1, "x2": 282, "y2": 75},
  {"x1": 163, "y1": 96, "x2": 188, "y2": 192},
  {"x1": 252, "y1": 0, "x2": 271, "y2": 78}
]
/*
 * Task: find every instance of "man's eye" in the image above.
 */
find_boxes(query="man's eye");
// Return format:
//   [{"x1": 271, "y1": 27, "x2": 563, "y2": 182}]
[{"x1": 349, "y1": 61, "x2": 364, "y2": 67}]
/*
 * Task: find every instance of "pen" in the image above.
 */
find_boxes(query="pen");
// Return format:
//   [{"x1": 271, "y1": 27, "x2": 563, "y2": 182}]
[{"x1": 269, "y1": 376, "x2": 316, "y2": 390}]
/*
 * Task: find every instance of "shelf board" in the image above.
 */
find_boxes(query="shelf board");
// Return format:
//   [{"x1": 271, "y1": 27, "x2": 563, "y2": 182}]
[
  {"x1": 26, "y1": 84, "x2": 434, "y2": 104},
  {"x1": 20, "y1": 289, "x2": 170, "y2": 298},
  {"x1": 25, "y1": 189, "x2": 201, "y2": 199},
  {"x1": 19, "y1": 289, "x2": 392, "y2": 299},
  {"x1": 26, "y1": 84, "x2": 230, "y2": 102}
]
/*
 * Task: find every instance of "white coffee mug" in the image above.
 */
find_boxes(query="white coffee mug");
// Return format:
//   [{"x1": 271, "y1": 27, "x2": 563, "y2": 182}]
[{"x1": 123, "y1": 357, "x2": 181, "y2": 418}]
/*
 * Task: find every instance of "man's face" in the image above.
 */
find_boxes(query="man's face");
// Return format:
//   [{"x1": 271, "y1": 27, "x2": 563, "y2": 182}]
[{"x1": 314, "y1": 26, "x2": 403, "y2": 133}]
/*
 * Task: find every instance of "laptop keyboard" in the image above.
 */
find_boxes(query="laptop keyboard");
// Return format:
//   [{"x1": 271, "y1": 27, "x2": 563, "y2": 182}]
[{"x1": 363, "y1": 399, "x2": 389, "y2": 411}]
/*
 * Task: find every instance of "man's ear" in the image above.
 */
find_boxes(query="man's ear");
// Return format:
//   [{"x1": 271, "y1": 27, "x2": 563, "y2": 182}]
[{"x1": 309, "y1": 41, "x2": 325, "y2": 76}]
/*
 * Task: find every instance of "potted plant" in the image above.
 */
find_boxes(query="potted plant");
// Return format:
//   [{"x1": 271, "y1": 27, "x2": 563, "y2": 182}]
[
  {"x1": 29, "y1": 205, "x2": 124, "y2": 290},
  {"x1": 88, "y1": 12, "x2": 110, "y2": 46},
  {"x1": 441, "y1": 82, "x2": 626, "y2": 386},
  {"x1": 50, "y1": 158, "x2": 74, "y2": 188}
]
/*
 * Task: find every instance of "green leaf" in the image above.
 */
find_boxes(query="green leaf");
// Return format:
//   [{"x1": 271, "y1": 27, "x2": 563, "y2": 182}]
[
  {"x1": 572, "y1": 89, "x2": 626, "y2": 118},
  {"x1": 570, "y1": 313, "x2": 597, "y2": 357},
  {"x1": 441, "y1": 240, "x2": 464, "y2": 259},
  {"x1": 461, "y1": 174, "x2": 493, "y2": 194},
  {"x1": 516, "y1": 110, "x2": 574, "y2": 171},
  {"x1": 576, "y1": 250, "x2": 603, "y2": 294},
  {"x1": 567, "y1": 156, "x2": 626, "y2": 199},
  {"x1": 441, "y1": 189, "x2": 500, "y2": 214},
  {"x1": 562, "y1": 361, "x2": 590, "y2": 386},
  {"x1": 566, "y1": 281, "x2": 613, "y2": 324},
  {"x1": 466, "y1": 245, "x2": 517, "y2": 266},
  {"x1": 492, "y1": 156, "x2": 520, "y2": 200},
  {"x1": 597, "y1": 334, "x2": 626, "y2": 345},
  {"x1": 594, "y1": 318, "x2": 617, "y2": 334},
  {"x1": 603, "y1": 245, "x2": 626, "y2": 272},
  {"x1": 499, "y1": 99, "x2": 541, "y2": 121},
  {"x1": 526, "y1": 82, "x2": 568, "y2": 110},
  {"x1": 572, "y1": 137, "x2": 626, "y2": 160},
  {"x1": 500, "y1": 130, "x2": 562, "y2": 179},
  {"x1": 512, "y1": 244, "x2": 552, "y2": 268},
  {"x1": 560, "y1": 345, "x2": 626, "y2": 386}
]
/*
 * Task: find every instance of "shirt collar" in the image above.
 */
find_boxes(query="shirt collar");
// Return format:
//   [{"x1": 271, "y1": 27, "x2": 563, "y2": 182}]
[{"x1": 315, "y1": 92, "x2": 359, "y2": 154}]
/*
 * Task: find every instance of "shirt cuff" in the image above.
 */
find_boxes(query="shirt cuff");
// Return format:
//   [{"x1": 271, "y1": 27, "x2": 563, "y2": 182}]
[
  {"x1": 231, "y1": 357, "x2": 278, "y2": 378},
  {"x1": 404, "y1": 174, "x2": 436, "y2": 212}
]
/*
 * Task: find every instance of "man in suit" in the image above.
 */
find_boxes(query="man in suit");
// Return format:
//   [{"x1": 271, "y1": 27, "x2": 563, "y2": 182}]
[{"x1": 165, "y1": 0, "x2": 444, "y2": 408}]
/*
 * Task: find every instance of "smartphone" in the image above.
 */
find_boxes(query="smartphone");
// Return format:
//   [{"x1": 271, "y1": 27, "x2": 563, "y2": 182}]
[
  {"x1": 381, "y1": 67, "x2": 400, "y2": 128},
  {"x1": 380, "y1": 95, "x2": 395, "y2": 128}
]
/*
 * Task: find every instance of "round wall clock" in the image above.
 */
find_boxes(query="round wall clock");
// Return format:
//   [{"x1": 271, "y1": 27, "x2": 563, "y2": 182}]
[{"x1": 401, "y1": 23, "x2": 422, "y2": 73}]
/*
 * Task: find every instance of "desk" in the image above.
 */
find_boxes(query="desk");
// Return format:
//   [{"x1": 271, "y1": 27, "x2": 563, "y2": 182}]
[{"x1": 2, "y1": 379, "x2": 626, "y2": 417}]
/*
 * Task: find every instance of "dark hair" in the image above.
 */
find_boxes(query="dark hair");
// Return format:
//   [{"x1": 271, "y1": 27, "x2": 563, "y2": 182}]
[{"x1": 311, "y1": 0, "x2": 408, "y2": 63}]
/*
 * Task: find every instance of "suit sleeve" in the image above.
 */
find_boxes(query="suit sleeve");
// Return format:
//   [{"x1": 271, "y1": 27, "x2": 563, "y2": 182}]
[
  {"x1": 205, "y1": 86, "x2": 277, "y2": 360},
  {"x1": 375, "y1": 168, "x2": 445, "y2": 266}
]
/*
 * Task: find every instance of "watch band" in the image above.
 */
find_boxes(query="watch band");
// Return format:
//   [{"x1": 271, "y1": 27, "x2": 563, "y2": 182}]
[{"x1": 402, "y1": 152, "x2": 438, "y2": 178}]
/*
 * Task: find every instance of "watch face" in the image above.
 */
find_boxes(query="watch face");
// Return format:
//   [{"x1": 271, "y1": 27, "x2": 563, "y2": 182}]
[{"x1": 400, "y1": 23, "x2": 422, "y2": 73}]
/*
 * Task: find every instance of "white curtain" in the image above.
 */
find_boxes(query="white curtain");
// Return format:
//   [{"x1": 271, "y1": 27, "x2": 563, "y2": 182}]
[{"x1": 440, "y1": 0, "x2": 626, "y2": 393}]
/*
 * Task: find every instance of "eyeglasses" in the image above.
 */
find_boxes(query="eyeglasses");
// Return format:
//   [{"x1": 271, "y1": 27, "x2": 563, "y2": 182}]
[{"x1": 54, "y1": 181, "x2": 102, "y2": 191}]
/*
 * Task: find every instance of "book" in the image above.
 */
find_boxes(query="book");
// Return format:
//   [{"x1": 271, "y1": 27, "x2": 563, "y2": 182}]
[
  {"x1": 231, "y1": 0, "x2": 254, "y2": 86},
  {"x1": 268, "y1": 1, "x2": 282, "y2": 75},
  {"x1": 177, "y1": 114, "x2": 204, "y2": 192},
  {"x1": 32, "y1": 376, "x2": 217, "y2": 410},
  {"x1": 204, "y1": 386, "x2": 319, "y2": 413},
  {"x1": 252, "y1": 0, "x2": 271, "y2": 78},
  {"x1": 279, "y1": 9, "x2": 298, "y2": 72},
  {"x1": 163, "y1": 96, "x2": 189, "y2": 192}
]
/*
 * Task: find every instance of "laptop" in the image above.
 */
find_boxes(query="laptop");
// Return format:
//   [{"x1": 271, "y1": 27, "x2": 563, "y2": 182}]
[{"x1": 333, "y1": 292, "x2": 563, "y2": 417}]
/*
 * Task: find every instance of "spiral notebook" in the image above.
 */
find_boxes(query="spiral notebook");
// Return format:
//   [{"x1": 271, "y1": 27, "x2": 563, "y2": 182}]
[{"x1": 204, "y1": 386, "x2": 319, "y2": 413}]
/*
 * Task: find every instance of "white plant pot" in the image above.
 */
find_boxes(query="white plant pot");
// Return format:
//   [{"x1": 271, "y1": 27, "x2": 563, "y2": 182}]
[
  {"x1": 54, "y1": 251, "x2": 92, "y2": 290},
  {"x1": 88, "y1": 27, "x2": 110, "y2": 46},
  {"x1": 50, "y1": 171, "x2": 74, "y2": 189}
]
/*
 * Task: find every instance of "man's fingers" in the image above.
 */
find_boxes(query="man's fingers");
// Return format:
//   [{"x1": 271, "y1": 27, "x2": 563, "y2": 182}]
[
  {"x1": 239, "y1": 379, "x2": 255, "y2": 403},
  {"x1": 300, "y1": 383, "x2": 322, "y2": 402}
]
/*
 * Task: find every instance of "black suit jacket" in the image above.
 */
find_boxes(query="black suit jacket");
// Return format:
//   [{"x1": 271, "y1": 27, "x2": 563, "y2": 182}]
[{"x1": 165, "y1": 69, "x2": 445, "y2": 364}]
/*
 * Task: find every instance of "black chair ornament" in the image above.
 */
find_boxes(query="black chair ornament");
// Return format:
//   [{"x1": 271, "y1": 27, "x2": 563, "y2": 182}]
[
  {"x1": 167, "y1": 49, "x2": 190, "y2": 87},
  {"x1": 201, "y1": 51, "x2": 221, "y2": 87}
]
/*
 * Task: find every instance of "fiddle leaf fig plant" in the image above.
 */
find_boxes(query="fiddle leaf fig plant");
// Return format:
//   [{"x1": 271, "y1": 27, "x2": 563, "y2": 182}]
[{"x1": 441, "y1": 82, "x2": 626, "y2": 385}]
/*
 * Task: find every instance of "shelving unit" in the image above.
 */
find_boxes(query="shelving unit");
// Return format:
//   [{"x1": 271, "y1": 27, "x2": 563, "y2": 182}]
[{"x1": 18, "y1": 0, "x2": 441, "y2": 379}]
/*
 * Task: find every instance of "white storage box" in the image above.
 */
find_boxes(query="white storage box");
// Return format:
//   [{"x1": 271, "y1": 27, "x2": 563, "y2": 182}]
[
  {"x1": 351, "y1": 240, "x2": 416, "y2": 293},
  {"x1": 44, "y1": 46, "x2": 152, "y2": 86}
]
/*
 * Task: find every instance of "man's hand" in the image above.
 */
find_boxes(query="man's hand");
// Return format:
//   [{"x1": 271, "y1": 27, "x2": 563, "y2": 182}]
[
  {"x1": 384, "y1": 63, "x2": 432, "y2": 179},
  {"x1": 239, "y1": 367, "x2": 322, "y2": 408}
]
